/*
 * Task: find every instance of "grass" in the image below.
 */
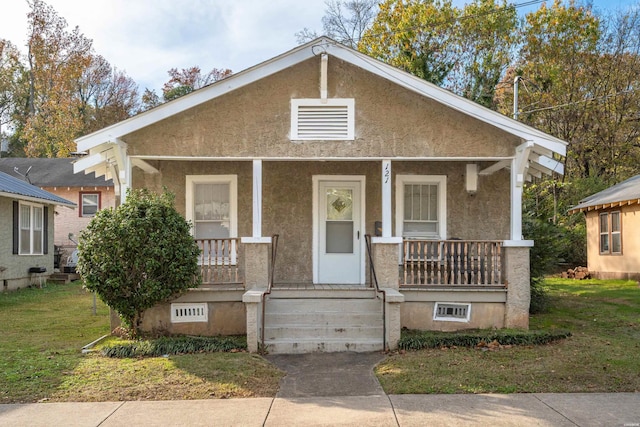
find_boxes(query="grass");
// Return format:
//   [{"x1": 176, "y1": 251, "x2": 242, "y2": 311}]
[
  {"x1": 3, "y1": 278, "x2": 638, "y2": 401},
  {"x1": 0, "y1": 282, "x2": 283, "y2": 403},
  {"x1": 376, "y1": 278, "x2": 640, "y2": 394}
]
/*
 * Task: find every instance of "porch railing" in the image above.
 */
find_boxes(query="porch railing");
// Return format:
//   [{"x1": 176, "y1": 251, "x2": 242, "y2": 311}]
[
  {"x1": 195, "y1": 238, "x2": 241, "y2": 285},
  {"x1": 401, "y1": 240, "x2": 503, "y2": 286}
]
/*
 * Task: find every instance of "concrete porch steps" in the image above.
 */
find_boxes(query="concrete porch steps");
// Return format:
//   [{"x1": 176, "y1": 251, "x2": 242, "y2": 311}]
[
  {"x1": 263, "y1": 289, "x2": 384, "y2": 354},
  {"x1": 48, "y1": 273, "x2": 80, "y2": 284}
]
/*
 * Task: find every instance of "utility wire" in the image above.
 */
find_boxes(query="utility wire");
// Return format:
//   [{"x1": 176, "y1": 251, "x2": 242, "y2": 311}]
[{"x1": 520, "y1": 88, "x2": 637, "y2": 114}]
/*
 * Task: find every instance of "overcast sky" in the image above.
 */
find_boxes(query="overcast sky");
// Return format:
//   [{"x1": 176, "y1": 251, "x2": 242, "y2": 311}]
[{"x1": 1, "y1": 0, "x2": 637, "y2": 95}]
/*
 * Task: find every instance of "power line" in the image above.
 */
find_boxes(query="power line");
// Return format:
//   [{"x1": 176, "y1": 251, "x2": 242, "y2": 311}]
[{"x1": 520, "y1": 88, "x2": 637, "y2": 114}]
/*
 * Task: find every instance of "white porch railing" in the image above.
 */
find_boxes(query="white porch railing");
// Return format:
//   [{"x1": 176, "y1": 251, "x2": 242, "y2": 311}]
[
  {"x1": 401, "y1": 240, "x2": 504, "y2": 286},
  {"x1": 195, "y1": 238, "x2": 241, "y2": 285}
]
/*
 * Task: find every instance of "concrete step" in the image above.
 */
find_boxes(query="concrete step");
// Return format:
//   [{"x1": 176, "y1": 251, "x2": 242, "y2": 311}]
[
  {"x1": 263, "y1": 338, "x2": 384, "y2": 354},
  {"x1": 263, "y1": 324, "x2": 383, "y2": 340},
  {"x1": 264, "y1": 312, "x2": 382, "y2": 326},
  {"x1": 265, "y1": 298, "x2": 382, "y2": 314}
]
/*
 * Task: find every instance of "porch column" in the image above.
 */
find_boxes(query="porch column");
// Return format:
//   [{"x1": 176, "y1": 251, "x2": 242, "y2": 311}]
[
  {"x1": 503, "y1": 241, "x2": 533, "y2": 329},
  {"x1": 242, "y1": 290, "x2": 263, "y2": 353},
  {"x1": 371, "y1": 236, "x2": 404, "y2": 350},
  {"x1": 242, "y1": 159, "x2": 272, "y2": 289},
  {"x1": 381, "y1": 159, "x2": 392, "y2": 238},
  {"x1": 511, "y1": 142, "x2": 533, "y2": 240}
]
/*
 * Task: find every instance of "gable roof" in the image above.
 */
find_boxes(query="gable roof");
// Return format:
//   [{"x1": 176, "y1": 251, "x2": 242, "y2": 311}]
[
  {"x1": 74, "y1": 37, "x2": 566, "y2": 181},
  {"x1": 0, "y1": 158, "x2": 113, "y2": 187},
  {"x1": 568, "y1": 175, "x2": 640, "y2": 214},
  {"x1": 0, "y1": 171, "x2": 76, "y2": 207}
]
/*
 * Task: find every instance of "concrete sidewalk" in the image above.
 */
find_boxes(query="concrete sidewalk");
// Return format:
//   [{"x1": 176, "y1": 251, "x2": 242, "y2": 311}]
[{"x1": 1, "y1": 393, "x2": 639, "y2": 426}]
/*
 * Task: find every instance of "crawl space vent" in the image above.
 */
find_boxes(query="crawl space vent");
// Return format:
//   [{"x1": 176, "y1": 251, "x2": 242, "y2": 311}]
[
  {"x1": 171, "y1": 303, "x2": 208, "y2": 323},
  {"x1": 433, "y1": 302, "x2": 471, "y2": 322}
]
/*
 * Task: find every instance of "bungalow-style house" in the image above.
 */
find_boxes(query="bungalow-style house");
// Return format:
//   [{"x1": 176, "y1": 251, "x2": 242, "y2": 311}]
[
  {"x1": 0, "y1": 158, "x2": 115, "y2": 268},
  {"x1": 73, "y1": 37, "x2": 566, "y2": 353},
  {"x1": 568, "y1": 175, "x2": 640, "y2": 280},
  {"x1": 0, "y1": 171, "x2": 76, "y2": 291}
]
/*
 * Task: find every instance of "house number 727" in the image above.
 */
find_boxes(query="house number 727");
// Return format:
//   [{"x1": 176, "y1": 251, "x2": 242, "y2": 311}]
[{"x1": 384, "y1": 164, "x2": 390, "y2": 184}]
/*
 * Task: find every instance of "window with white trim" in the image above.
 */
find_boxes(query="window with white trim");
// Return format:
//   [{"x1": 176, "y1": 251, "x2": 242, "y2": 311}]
[
  {"x1": 19, "y1": 202, "x2": 44, "y2": 255},
  {"x1": 290, "y1": 98, "x2": 355, "y2": 140},
  {"x1": 80, "y1": 192, "x2": 100, "y2": 217},
  {"x1": 599, "y1": 211, "x2": 622, "y2": 255},
  {"x1": 396, "y1": 175, "x2": 447, "y2": 239},
  {"x1": 186, "y1": 175, "x2": 238, "y2": 263}
]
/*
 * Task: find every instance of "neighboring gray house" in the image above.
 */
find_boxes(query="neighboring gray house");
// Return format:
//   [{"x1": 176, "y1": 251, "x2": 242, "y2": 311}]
[
  {"x1": 0, "y1": 171, "x2": 75, "y2": 291},
  {"x1": 0, "y1": 158, "x2": 115, "y2": 263}
]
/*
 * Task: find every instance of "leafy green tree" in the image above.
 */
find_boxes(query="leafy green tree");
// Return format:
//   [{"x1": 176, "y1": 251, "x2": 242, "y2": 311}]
[{"x1": 77, "y1": 189, "x2": 201, "y2": 337}]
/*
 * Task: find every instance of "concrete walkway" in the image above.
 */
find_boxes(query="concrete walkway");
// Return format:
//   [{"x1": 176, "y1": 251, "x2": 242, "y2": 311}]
[
  {"x1": 1, "y1": 352, "x2": 639, "y2": 426},
  {"x1": 1, "y1": 393, "x2": 639, "y2": 426}
]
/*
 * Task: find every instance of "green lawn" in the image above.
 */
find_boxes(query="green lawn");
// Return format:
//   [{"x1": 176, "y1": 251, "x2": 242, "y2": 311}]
[
  {"x1": 376, "y1": 278, "x2": 640, "y2": 394},
  {"x1": 2, "y1": 279, "x2": 638, "y2": 401},
  {"x1": 0, "y1": 283, "x2": 282, "y2": 403}
]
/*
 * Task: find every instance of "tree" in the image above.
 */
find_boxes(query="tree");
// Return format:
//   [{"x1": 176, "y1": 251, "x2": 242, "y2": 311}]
[
  {"x1": 20, "y1": 0, "x2": 93, "y2": 157},
  {"x1": 359, "y1": 0, "x2": 460, "y2": 85},
  {"x1": 77, "y1": 54, "x2": 139, "y2": 134},
  {"x1": 77, "y1": 189, "x2": 201, "y2": 337},
  {"x1": 139, "y1": 66, "x2": 232, "y2": 110},
  {"x1": 296, "y1": 0, "x2": 379, "y2": 48},
  {"x1": 0, "y1": 40, "x2": 25, "y2": 131},
  {"x1": 161, "y1": 66, "x2": 232, "y2": 102}
]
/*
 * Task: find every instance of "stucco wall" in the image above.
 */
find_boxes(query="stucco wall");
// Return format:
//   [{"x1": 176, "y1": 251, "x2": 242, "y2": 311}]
[
  {"x1": 123, "y1": 56, "x2": 519, "y2": 159},
  {"x1": 0, "y1": 197, "x2": 56, "y2": 291},
  {"x1": 135, "y1": 160, "x2": 510, "y2": 284},
  {"x1": 140, "y1": 301, "x2": 246, "y2": 335},
  {"x1": 586, "y1": 205, "x2": 640, "y2": 279}
]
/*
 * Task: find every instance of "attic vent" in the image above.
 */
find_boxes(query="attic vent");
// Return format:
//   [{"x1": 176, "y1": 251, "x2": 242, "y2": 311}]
[
  {"x1": 433, "y1": 302, "x2": 471, "y2": 322},
  {"x1": 171, "y1": 303, "x2": 208, "y2": 323},
  {"x1": 291, "y1": 99, "x2": 355, "y2": 140}
]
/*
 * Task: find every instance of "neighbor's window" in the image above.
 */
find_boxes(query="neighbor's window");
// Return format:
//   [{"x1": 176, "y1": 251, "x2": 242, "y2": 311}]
[
  {"x1": 599, "y1": 211, "x2": 622, "y2": 255},
  {"x1": 396, "y1": 175, "x2": 447, "y2": 240},
  {"x1": 80, "y1": 192, "x2": 100, "y2": 217},
  {"x1": 19, "y1": 202, "x2": 44, "y2": 255}
]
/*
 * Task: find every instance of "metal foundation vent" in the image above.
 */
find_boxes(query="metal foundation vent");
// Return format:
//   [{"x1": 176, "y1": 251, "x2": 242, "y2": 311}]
[
  {"x1": 171, "y1": 303, "x2": 208, "y2": 323},
  {"x1": 433, "y1": 302, "x2": 471, "y2": 322}
]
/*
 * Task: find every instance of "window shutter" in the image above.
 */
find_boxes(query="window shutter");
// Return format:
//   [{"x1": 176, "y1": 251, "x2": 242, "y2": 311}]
[
  {"x1": 43, "y1": 206, "x2": 49, "y2": 255},
  {"x1": 13, "y1": 201, "x2": 19, "y2": 254}
]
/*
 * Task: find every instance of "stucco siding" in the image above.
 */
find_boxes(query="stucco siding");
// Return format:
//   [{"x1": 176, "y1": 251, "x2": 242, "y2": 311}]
[
  {"x1": 0, "y1": 197, "x2": 55, "y2": 291},
  {"x1": 586, "y1": 205, "x2": 640, "y2": 279},
  {"x1": 123, "y1": 57, "x2": 519, "y2": 159},
  {"x1": 134, "y1": 159, "x2": 511, "y2": 285}
]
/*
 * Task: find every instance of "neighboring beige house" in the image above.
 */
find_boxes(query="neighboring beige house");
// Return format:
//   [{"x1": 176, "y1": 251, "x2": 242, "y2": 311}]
[
  {"x1": 0, "y1": 158, "x2": 115, "y2": 267},
  {"x1": 568, "y1": 175, "x2": 640, "y2": 280},
  {"x1": 74, "y1": 37, "x2": 567, "y2": 353},
  {"x1": 0, "y1": 171, "x2": 75, "y2": 291}
]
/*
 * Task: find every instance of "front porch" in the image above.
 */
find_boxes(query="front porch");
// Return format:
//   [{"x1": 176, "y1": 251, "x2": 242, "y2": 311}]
[{"x1": 156, "y1": 235, "x2": 529, "y2": 353}]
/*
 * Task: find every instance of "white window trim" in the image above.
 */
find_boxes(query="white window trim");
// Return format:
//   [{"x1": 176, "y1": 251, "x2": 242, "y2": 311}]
[
  {"x1": 19, "y1": 201, "x2": 44, "y2": 256},
  {"x1": 80, "y1": 192, "x2": 100, "y2": 217},
  {"x1": 290, "y1": 98, "x2": 355, "y2": 141},
  {"x1": 186, "y1": 175, "x2": 238, "y2": 266},
  {"x1": 395, "y1": 175, "x2": 447, "y2": 240},
  {"x1": 600, "y1": 211, "x2": 622, "y2": 255}
]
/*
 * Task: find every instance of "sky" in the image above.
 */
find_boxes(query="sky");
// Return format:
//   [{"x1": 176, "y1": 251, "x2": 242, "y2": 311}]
[{"x1": 1, "y1": 0, "x2": 638, "y2": 95}]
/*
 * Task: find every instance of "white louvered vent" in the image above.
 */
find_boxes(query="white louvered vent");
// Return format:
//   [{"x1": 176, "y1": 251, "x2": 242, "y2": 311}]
[
  {"x1": 171, "y1": 303, "x2": 208, "y2": 323},
  {"x1": 433, "y1": 303, "x2": 471, "y2": 322},
  {"x1": 291, "y1": 99, "x2": 355, "y2": 140}
]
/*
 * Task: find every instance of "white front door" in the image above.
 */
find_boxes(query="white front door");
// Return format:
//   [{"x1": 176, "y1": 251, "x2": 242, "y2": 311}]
[{"x1": 314, "y1": 177, "x2": 364, "y2": 284}]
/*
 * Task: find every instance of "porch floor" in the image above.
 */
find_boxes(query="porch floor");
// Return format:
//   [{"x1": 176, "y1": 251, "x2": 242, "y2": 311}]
[{"x1": 271, "y1": 283, "x2": 373, "y2": 290}]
